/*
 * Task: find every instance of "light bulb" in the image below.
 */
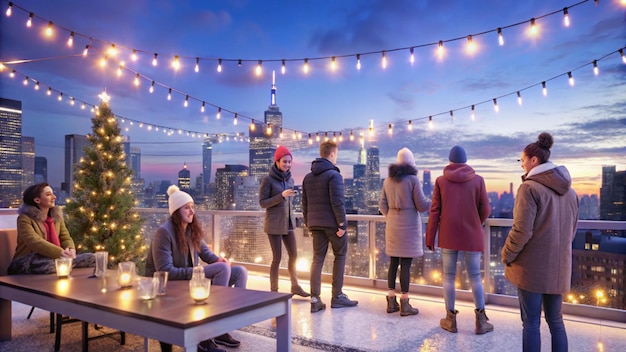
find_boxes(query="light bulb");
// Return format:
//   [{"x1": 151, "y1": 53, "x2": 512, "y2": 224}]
[
  {"x1": 593, "y1": 60, "x2": 599, "y2": 76},
  {"x1": 349, "y1": 130, "x2": 354, "y2": 141},
  {"x1": 381, "y1": 51, "x2": 387, "y2": 69},
  {"x1": 563, "y1": 8, "x2": 570, "y2": 27},
  {"x1": 542, "y1": 81, "x2": 547, "y2": 96},
  {"x1": 134, "y1": 74, "x2": 140, "y2": 87},
  {"x1": 497, "y1": 28, "x2": 504, "y2": 46},
  {"x1": 184, "y1": 95, "x2": 189, "y2": 107},
  {"x1": 331, "y1": 56, "x2": 337, "y2": 71},
  {"x1": 201, "y1": 101, "x2": 205, "y2": 113},
  {"x1": 428, "y1": 116, "x2": 433, "y2": 129},
  {"x1": 256, "y1": 60, "x2": 262, "y2": 76},
  {"x1": 216, "y1": 107, "x2": 221, "y2": 119},
  {"x1": 167, "y1": 88, "x2": 172, "y2": 101},
  {"x1": 47, "y1": 87, "x2": 52, "y2": 96},
  {"x1": 108, "y1": 43, "x2": 117, "y2": 57},
  {"x1": 5, "y1": 3, "x2": 12, "y2": 17},
  {"x1": 67, "y1": 32, "x2": 74, "y2": 47},
  {"x1": 217, "y1": 59, "x2": 222, "y2": 73},
  {"x1": 281, "y1": 59, "x2": 286, "y2": 74},
  {"x1": 493, "y1": 98, "x2": 499, "y2": 112},
  {"x1": 437, "y1": 40, "x2": 444, "y2": 60},
  {"x1": 466, "y1": 35, "x2": 476, "y2": 54},
  {"x1": 409, "y1": 47, "x2": 415, "y2": 65},
  {"x1": 517, "y1": 91, "x2": 522, "y2": 106},
  {"x1": 149, "y1": 81, "x2": 155, "y2": 93},
  {"x1": 529, "y1": 18, "x2": 538, "y2": 37},
  {"x1": 26, "y1": 13, "x2": 33, "y2": 27},
  {"x1": 46, "y1": 21, "x2": 53, "y2": 36},
  {"x1": 568, "y1": 72, "x2": 574, "y2": 86},
  {"x1": 172, "y1": 55, "x2": 180, "y2": 70},
  {"x1": 356, "y1": 54, "x2": 361, "y2": 70},
  {"x1": 303, "y1": 58, "x2": 309, "y2": 74},
  {"x1": 387, "y1": 123, "x2": 392, "y2": 135},
  {"x1": 471, "y1": 105, "x2": 476, "y2": 120},
  {"x1": 250, "y1": 119, "x2": 256, "y2": 131},
  {"x1": 408, "y1": 120, "x2": 413, "y2": 131},
  {"x1": 449, "y1": 111, "x2": 454, "y2": 121},
  {"x1": 152, "y1": 53, "x2": 158, "y2": 66},
  {"x1": 83, "y1": 45, "x2": 90, "y2": 56},
  {"x1": 34, "y1": 81, "x2": 40, "y2": 90},
  {"x1": 22, "y1": 77, "x2": 28, "y2": 86},
  {"x1": 131, "y1": 49, "x2": 138, "y2": 61},
  {"x1": 233, "y1": 113, "x2": 238, "y2": 125},
  {"x1": 58, "y1": 92, "x2": 63, "y2": 101}
]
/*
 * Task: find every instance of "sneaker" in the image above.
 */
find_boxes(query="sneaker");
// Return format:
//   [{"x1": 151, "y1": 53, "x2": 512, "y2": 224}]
[
  {"x1": 331, "y1": 293, "x2": 358, "y2": 308},
  {"x1": 291, "y1": 285, "x2": 311, "y2": 297},
  {"x1": 198, "y1": 339, "x2": 226, "y2": 352},
  {"x1": 310, "y1": 296, "x2": 326, "y2": 313},
  {"x1": 213, "y1": 333, "x2": 241, "y2": 348}
]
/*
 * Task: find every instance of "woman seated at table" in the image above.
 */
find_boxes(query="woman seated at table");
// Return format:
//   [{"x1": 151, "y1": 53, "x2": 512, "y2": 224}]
[
  {"x1": 145, "y1": 185, "x2": 247, "y2": 352},
  {"x1": 8, "y1": 182, "x2": 94, "y2": 275}
]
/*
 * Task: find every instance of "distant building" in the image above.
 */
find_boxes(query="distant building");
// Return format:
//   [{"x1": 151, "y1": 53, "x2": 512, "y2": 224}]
[
  {"x1": 234, "y1": 175, "x2": 262, "y2": 210},
  {"x1": 21, "y1": 136, "x2": 35, "y2": 189},
  {"x1": 34, "y1": 156, "x2": 47, "y2": 184},
  {"x1": 579, "y1": 194, "x2": 599, "y2": 220},
  {"x1": 600, "y1": 166, "x2": 626, "y2": 221},
  {"x1": 64, "y1": 134, "x2": 89, "y2": 196},
  {"x1": 365, "y1": 146, "x2": 381, "y2": 214},
  {"x1": 422, "y1": 169, "x2": 432, "y2": 199},
  {"x1": 0, "y1": 97, "x2": 23, "y2": 207},
  {"x1": 202, "y1": 138, "x2": 212, "y2": 195},
  {"x1": 178, "y1": 163, "x2": 191, "y2": 190},
  {"x1": 215, "y1": 164, "x2": 248, "y2": 210},
  {"x1": 130, "y1": 146, "x2": 141, "y2": 180},
  {"x1": 249, "y1": 72, "x2": 282, "y2": 180}
]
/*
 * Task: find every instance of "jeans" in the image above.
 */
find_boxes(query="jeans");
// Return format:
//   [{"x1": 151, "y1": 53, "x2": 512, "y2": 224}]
[
  {"x1": 388, "y1": 257, "x2": 413, "y2": 293},
  {"x1": 268, "y1": 231, "x2": 299, "y2": 291},
  {"x1": 203, "y1": 262, "x2": 248, "y2": 288},
  {"x1": 442, "y1": 249, "x2": 485, "y2": 310},
  {"x1": 310, "y1": 227, "x2": 347, "y2": 298},
  {"x1": 518, "y1": 288, "x2": 568, "y2": 352}
]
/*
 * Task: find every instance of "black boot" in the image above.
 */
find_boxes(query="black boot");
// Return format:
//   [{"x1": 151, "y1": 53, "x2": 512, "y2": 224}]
[{"x1": 386, "y1": 296, "x2": 399, "y2": 313}]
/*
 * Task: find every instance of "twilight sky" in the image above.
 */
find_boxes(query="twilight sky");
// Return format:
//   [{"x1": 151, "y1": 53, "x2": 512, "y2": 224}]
[{"x1": 1, "y1": 0, "x2": 625, "y2": 196}]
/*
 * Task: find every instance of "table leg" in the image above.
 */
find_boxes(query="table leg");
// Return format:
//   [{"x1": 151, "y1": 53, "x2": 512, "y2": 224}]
[
  {"x1": 275, "y1": 298, "x2": 292, "y2": 352},
  {"x1": 0, "y1": 298, "x2": 11, "y2": 341}
]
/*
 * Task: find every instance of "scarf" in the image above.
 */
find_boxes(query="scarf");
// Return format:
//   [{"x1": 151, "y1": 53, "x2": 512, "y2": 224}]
[{"x1": 43, "y1": 216, "x2": 61, "y2": 247}]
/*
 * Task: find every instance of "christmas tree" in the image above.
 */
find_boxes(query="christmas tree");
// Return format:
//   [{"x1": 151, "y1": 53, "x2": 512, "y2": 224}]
[{"x1": 65, "y1": 93, "x2": 145, "y2": 271}]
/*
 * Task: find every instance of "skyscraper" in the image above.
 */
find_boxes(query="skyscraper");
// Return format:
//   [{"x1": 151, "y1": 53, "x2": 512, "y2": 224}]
[
  {"x1": 600, "y1": 166, "x2": 626, "y2": 221},
  {"x1": 0, "y1": 98, "x2": 23, "y2": 208},
  {"x1": 21, "y1": 136, "x2": 35, "y2": 190},
  {"x1": 178, "y1": 163, "x2": 191, "y2": 190},
  {"x1": 351, "y1": 139, "x2": 367, "y2": 213},
  {"x1": 34, "y1": 156, "x2": 48, "y2": 184},
  {"x1": 215, "y1": 164, "x2": 248, "y2": 210},
  {"x1": 130, "y1": 146, "x2": 141, "y2": 180},
  {"x1": 64, "y1": 134, "x2": 89, "y2": 196},
  {"x1": 422, "y1": 169, "x2": 432, "y2": 198},
  {"x1": 202, "y1": 138, "x2": 213, "y2": 194},
  {"x1": 365, "y1": 146, "x2": 381, "y2": 214},
  {"x1": 249, "y1": 71, "x2": 281, "y2": 179}
]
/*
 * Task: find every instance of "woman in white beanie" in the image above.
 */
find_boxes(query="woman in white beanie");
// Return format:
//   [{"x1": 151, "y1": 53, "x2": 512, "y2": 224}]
[
  {"x1": 259, "y1": 145, "x2": 310, "y2": 297},
  {"x1": 145, "y1": 185, "x2": 247, "y2": 351},
  {"x1": 379, "y1": 147, "x2": 431, "y2": 316}
]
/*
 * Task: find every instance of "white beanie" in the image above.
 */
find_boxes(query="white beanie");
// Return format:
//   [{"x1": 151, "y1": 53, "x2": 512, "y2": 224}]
[
  {"x1": 397, "y1": 147, "x2": 415, "y2": 165},
  {"x1": 167, "y1": 185, "x2": 194, "y2": 215}
]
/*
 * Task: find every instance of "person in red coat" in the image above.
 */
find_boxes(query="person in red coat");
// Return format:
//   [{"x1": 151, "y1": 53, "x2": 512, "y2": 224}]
[{"x1": 425, "y1": 146, "x2": 493, "y2": 335}]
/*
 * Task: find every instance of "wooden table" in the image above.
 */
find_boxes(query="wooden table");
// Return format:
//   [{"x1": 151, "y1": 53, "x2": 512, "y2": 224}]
[{"x1": 0, "y1": 268, "x2": 292, "y2": 351}]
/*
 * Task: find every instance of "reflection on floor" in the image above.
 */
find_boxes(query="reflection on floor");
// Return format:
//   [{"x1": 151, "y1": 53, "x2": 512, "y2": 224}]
[{"x1": 2, "y1": 272, "x2": 625, "y2": 351}]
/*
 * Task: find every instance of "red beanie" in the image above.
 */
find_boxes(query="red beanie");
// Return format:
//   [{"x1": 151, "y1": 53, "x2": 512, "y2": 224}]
[{"x1": 274, "y1": 145, "x2": 292, "y2": 162}]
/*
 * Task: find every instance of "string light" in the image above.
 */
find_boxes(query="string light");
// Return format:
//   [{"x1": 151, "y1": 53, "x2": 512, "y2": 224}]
[
  {"x1": 67, "y1": 32, "x2": 74, "y2": 47},
  {"x1": 315, "y1": 133, "x2": 320, "y2": 142},
  {"x1": 497, "y1": 28, "x2": 504, "y2": 46},
  {"x1": 47, "y1": 87, "x2": 51, "y2": 96},
  {"x1": 450, "y1": 110, "x2": 454, "y2": 121},
  {"x1": 593, "y1": 60, "x2": 599, "y2": 76},
  {"x1": 542, "y1": 81, "x2": 548, "y2": 96},
  {"x1": 428, "y1": 116, "x2": 433, "y2": 129},
  {"x1": 249, "y1": 119, "x2": 256, "y2": 131},
  {"x1": 26, "y1": 13, "x2": 32, "y2": 27},
  {"x1": 281, "y1": 59, "x2": 286, "y2": 74},
  {"x1": 466, "y1": 35, "x2": 476, "y2": 54},
  {"x1": 58, "y1": 92, "x2": 63, "y2": 101},
  {"x1": 34, "y1": 81, "x2": 39, "y2": 90},
  {"x1": 217, "y1": 58, "x2": 222, "y2": 73},
  {"x1": 387, "y1": 123, "x2": 392, "y2": 135},
  {"x1": 201, "y1": 101, "x2": 205, "y2": 113},
  {"x1": 184, "y1": 95, "x2": 189, "y2": 107},
  {"x1": 324, "y1": 132, "x2": 329, "y2": 141},
  {"x1": 233, "y1": 113, "x2": 238, "y2": 125},
  {"x1": 331, "y1": 56, "x2": 337, "y2": 71},
  {"x1": 408, "y1": 120, "x2": 413, "y2": 131},
  {"x1": 349, "y1": 130, "x2": 354, "y2": 141},
  {"x1": 529, "y1": 18, "x2": 538, "y2": 37},
  {"x1": 303, "y1": 58, "x2": 309, "y2": 74},
  {"x1": 409, "y1": 47, "x2": 415, "y2": 65},
  {"x1": 471, "y1": 105, "x2": 476, "y2": 120},
  {"x1": 116, "y1": 64, "x2": 123, "y2": 77},
  {"x1": 356, "y1": 54, "x2": 361, "y2": 70},
  {"x1": 517, "y1": 91, "x2": 523, "y2": 105},
  {"x1": 83, "y1": 44, "x2": 90, "y2": 56},
  {"x1": 108, "y1": 43, "x2": 117, "y2": 57},
  {"x1": 134, "y1": 74, "x2": 140, "y2": 87},
  {"x1": 167, "y1": 88, "x2": 172, "y2": 101},
  {"x1": 22, "y1": 76, "x2": 28, "y2": 86},
  {"x1": 172, "y1": 55, "x2": 180, "y2": 71},
  {"x1": 437, "y1": 40, "x2": 444, "y2": 60},
  {"x1": 216, "y1": 107, "x2": 221, "y2": 119},
  {"x1": 151, "y1": 53, "x2": 158, "y2": 66},
  {"x1": 256, "y1": 60, "x2": 262, "y2": 76},
  {"x1": 620, "y1": 49, "x2": 626, "y2": 64},
  {"x1": 567, "y1": 71, "x2": 574, "y2": 86},
  {"x1": 308, "y1": 134, "x2": 313, "y2": 145},
  {"x1": 563, "y1": 7, "x2": 570, "y2": 27},
  {"x1": 131, "y1": 49, "x2": 138, "y2": 61},
  {"x1": 381, "y1": 51, "x2": 387, "y2": 69},
  {"x1": 70, "y1": 97, "x2": 75, "y2": 106},
  {"x1": 493, "y1": 98, "x2": 499, "y2": 112},
  {"x1": 149, "y1": 81, "x2": 155, "y2": 93},
  {"x1": 5, "y1": 2, "x2": 12, "y2": 17},
  {"x1": 46, "y1": 21, "x2": 53, "y2": 36}
]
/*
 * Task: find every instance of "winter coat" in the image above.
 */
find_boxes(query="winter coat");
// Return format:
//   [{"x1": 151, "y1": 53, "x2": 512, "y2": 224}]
[
  {"x1": 425, "y1": 163, "x2": 491, "y2": 252},
  {"x1": 379, "y1": 163, "x2": 432, "y2": 258},
  {"x1": 259, "y1": 163, "x2": 296, "y2": 235},
  {"x1": 501, "y1": 162, "x2": 579, "y2": 294},
  {"x1": 13, "y1": 205, "x2": 75, "y2": 260},
  {"x1": 145, "y1": 220, "x2": 220, "y2": 280},
  {"x1": 302, "y1": 158, "x2": 347, "y2": 230}
]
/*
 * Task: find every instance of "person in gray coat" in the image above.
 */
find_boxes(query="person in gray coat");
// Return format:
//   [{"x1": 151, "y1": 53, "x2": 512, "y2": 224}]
[
  {"x1": 259, "y1": 145, "x2": 309, "y2": 297},
  {"x1": 379, "y1": 148, "x2": 431, "y2": 316}
]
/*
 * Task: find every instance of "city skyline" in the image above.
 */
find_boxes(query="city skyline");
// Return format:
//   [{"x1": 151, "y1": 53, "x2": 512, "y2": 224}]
[{"x1": 1, "y1": 0, "x2": 625, "y2": 196}]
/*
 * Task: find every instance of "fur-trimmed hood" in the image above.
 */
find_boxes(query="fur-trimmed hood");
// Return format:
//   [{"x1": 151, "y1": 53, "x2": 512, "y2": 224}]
[
  {"x1": 388, "y1": 163, "x2": 418, "y2": 181},
  {"x1": 18, "y1": 204, "x2": 63, "y2": 223}
]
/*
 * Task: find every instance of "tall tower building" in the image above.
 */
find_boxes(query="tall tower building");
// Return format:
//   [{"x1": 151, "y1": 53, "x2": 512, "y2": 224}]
[
  {"x1": 249, "y1": 71, "x2": 281, "y2": 179},
  {"x1": 365, "y1": 146, "x2": 381, "y2": 214},
  {"x1": 351, "y1": 139, "x2": 367, "y2": 213},
  {"x1": 215, "y1": 164, "x2": 248, "y2": 210},
  {"x1": 422, "y1": 169, "x2": 433, "y2": 198},
  {"x1": 34, "y1": 156, "x2": 48, "y2": 184},
  {"x1": 0, "y1": 98, "x2": 23, "y2": 208},
  {"x1": 202, "y1": 138, "x2": 213, "y2": 194},
  {"x1": 22, "y1": 136, "x2": 35, "y2": 190},
  {"x1": 178, "y1": 163, "x2": 191, "y2": 190},
  {"x1": 130, "y1": 146, "x2": 141, "y2": 180},
  {"x1": 600, "y1": 166, "x2": 626, "y2": 221},
  {"x1": 64, "y1": 134, "x2": 89, "y2": 196}
]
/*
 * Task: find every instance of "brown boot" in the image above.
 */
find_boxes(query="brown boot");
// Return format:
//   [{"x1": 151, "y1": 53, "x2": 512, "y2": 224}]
[
  {"x1": 475, "y1": 309, "x2": 494, "y2": 334},
  {"x1": 386, "y1": 296, "x2": 399, "y2": 313},
  {"x1": 440, "y1": 309, "x2": 458, "y2": 333},
  {"x1": 400, "y1": 298, "x2": 419, "y2": 316}
]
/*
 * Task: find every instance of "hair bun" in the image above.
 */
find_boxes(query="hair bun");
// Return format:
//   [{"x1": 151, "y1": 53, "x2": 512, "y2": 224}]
[{"x1": 537, "y1": 132, "x2": 553, "y2": 150}]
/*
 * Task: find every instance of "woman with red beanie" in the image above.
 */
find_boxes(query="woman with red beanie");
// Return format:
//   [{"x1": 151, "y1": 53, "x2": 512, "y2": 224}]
[{"x1": 259, "y1": 145, "x2": 310, "y2": 297}]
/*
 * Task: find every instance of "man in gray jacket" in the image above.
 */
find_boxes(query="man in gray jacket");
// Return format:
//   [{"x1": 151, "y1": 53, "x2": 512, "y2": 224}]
[{"x1": 302, "y1": 140, "x2": 358, "y2": 313}]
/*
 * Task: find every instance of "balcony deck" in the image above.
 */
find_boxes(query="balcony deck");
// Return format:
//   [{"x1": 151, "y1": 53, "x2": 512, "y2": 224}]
[{"x1": 2, "y1": 272, "x2": 625, "y2": 352}]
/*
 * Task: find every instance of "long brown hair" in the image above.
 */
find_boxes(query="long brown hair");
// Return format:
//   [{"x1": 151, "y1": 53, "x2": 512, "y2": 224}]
[{"x1": 171, "y1": 209, "x2": 204, "y2": 255}]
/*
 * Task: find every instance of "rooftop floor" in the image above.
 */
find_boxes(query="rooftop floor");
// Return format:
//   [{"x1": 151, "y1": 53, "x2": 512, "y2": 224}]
[{"x1": 2, "y1": 272, "x2": 625, "y2": 351}]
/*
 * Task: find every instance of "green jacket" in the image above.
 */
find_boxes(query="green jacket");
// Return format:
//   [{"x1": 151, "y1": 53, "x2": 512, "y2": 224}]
[{"x1": 14, "y1": 205, "x2": 75, "y2": 260}]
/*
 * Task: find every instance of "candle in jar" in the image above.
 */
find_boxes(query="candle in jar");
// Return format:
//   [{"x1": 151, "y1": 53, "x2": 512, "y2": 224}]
[
  {"x1": 191, "y1": 287, "x2": 209, "y2": 302},
  {"x1": 57, "y1": 263, "x2": 69, "y2": 277},
  {"x1": 119, "y1": 273, "x2": 131, "y2": 286}
]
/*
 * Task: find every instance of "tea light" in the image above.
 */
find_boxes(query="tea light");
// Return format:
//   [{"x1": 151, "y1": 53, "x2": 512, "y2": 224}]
[
  {"x1": 190, "y1": 286, "x2": 209, "y2": 303},
  {"x1": 55, "y1": 257, "x2": 72, "y2": 278},
  {"x1": 118, "y1": 273, "x2": 132, "y2": 287}
]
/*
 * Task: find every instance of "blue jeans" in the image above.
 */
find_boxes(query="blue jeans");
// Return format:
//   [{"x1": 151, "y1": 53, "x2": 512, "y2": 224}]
[
  {"x1": 310, "y1": 227, "x2": 347, "y2": 298},
  {"x1": 442, "y1": 249, "x2": 485, "y2": 310},
  {"x1": 518, "y1": 288, "x2": 568, "y2": 352}
]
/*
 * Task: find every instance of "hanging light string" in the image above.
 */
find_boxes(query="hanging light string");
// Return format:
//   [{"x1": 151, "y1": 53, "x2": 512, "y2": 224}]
[
  {"x1": 2, "y1": 0, "x2": 601, "y2": 75},
  {"x1": 2, "y1": 46, "x2": 623, "y2": 144}
]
